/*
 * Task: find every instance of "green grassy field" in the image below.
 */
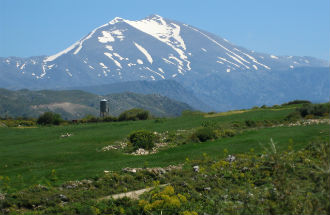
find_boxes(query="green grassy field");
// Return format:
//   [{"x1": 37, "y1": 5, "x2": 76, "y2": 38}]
[{"x1": 0, "y1": 105, "x2": 329, "y2": 191}]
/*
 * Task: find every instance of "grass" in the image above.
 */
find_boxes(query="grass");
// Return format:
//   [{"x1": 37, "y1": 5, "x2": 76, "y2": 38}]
[{"x1": 0, "y1": 105, "x2": 329, "y2": 191}]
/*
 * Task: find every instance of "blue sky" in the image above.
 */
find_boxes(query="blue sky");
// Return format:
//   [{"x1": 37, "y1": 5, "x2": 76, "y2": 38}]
[{"x1": 0, "y1": 0, "x2": 329, "y2": 60}]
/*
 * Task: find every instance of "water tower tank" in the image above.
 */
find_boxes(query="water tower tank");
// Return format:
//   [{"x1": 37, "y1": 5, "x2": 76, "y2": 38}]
[{"x1": 100, "y1": 99, "x2": 108, "y2": 117}]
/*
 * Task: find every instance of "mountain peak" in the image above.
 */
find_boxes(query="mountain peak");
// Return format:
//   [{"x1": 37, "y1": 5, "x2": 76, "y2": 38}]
[
  {"x1": 109, "y1": 16, "x2": 125, "y2": 25},
  {"x1": 144, "y1": 14, "x2": 164, "y2": 20}
]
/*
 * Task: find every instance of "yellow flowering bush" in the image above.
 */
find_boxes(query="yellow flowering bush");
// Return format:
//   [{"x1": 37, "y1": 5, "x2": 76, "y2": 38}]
[{"x1": 139, "y1": 185, "x2": 189, "y2": 214}]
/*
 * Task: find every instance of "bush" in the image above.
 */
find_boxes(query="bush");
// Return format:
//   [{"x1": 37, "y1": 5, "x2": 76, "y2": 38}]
[
  {"x1": 285, "y1": 111, "x2": 301, "y2": 121},
  {"x1": 154, "y1": 118, "x2": 166, "y2": 123},
  {"x1": 201, "y1": 121, "x2": 218, "y2": 129},
  {"x1": 37, "y1": 112, "x2": 62, "y2": 125},
  {"x1": 222, "y1": 129, "x2": 236, "y2": 137},
  {"x1": 283, "y1": 100, "x2": 311, "y2": 105},
  {"x1": 231, "y1": 121, "x2": 244, "y2": 128},
  {"x1": 191, "y1": 127, "x2": 217, "y2": 142},
  {"x1": 272, "y1": 104, "x2": 280, "y2": 109},
  {"x1": 310, "y1": 103, "x2": 330, "y2": 117},
  {"x1": 245, "y1": 120, "x2": 257, "y2": 127},
  {"x1": 297, "y1": 103, "x2": 330, "y2": 117},
  {"x1": 118, "y1": 109, "x2": 151, "y2": 121},
  {"x1": 129, "y1": 130, "x2": 155, "y2": 150}
]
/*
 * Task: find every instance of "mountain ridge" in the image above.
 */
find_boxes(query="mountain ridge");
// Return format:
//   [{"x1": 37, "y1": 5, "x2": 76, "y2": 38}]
[{"x1": 0, "y1": 14, "x2": 329, "y2": 111}]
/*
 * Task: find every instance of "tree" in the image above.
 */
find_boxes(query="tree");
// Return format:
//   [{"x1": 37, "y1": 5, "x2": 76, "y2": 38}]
[{"x1": 37, "y1": 112, "x2": 62, "y2": 125}]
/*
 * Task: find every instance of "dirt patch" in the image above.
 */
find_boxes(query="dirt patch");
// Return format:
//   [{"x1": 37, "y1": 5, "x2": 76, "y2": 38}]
[{"x1": 98, "y1": 184, "x2": 169, "y2": 201}]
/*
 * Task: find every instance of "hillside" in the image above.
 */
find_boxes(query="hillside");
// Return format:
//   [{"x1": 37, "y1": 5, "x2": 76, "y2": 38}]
[
  {"x1": 0, "y1": 103, "x2": 329, "y2": 214},
  {"x1": 68, "y1": 80, "x2": 211, "y2": 111},
  {"x1": 0, "y1": 88, "x2": 192, "y2": 119}
]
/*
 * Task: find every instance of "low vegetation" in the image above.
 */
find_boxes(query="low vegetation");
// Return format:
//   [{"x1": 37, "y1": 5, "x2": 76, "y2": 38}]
[
  {"x1": 0, "y1": 101, "x2": 329, "y2": 214},
  {"x1": 191, "y1": 127, "x2": 217, "y2": 142},
  {"x1": 37, "y1": 112, "x2": 63, "y2": 125},
  {"x1": 297, "y1": 103, "x2": 329, "y2": 118},
  {"x1": 0, "y1": 108, "x2": 153, "y2": 127},
  {"x1": 0, "y1": 139, "x2": 328, "y2": 214},
  {"x1": 118, "y1": 108, "x2": 151, "y2": 121},
  {"x1": 129, "y1": 130, "x2": 156, "y2": 150}
]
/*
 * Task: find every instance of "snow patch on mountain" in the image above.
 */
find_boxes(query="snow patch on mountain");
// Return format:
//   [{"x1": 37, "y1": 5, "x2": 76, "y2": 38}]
[
  {"x1": 105, "y1": 45, "x2": 113, "y2": 51},
  {"x1": 124, "y1": 15, "x2": 191, "y2": 71},
  {"x1": 111, "y1": 30, "x2": 125, "y2": 41},
  {"x1": 98, "y1": 31, "x2": 115, "y2": 43},
  {"x1": 74, "y1": 23, "x2": 110, "y2": 55},
  {"x1": 134, "y1": 42, "x2": 153, "y2": 64},
  {"x1": 235, "y1": 50, "x2": 271, "y2": 70},
  {"x1": 44, "y1": 42, "x2": 79, "y2": 62},
  {"x1": 99, "y1": 62, "x2": 108, "y2": 69},
  {"x1": 158, "y1": 68, "x2": 164, "y2": 73},
  {"x1": 113, "y1": 53, "x2": 125, "y2": 61},
  {"x1": 104, "y1": 52, "x2": 122, "y2": 68},
  {"x1": 45, "y1": 23, "x2": 112, "y2": 61},
  {"x1": 145, "y1": 66, "x2": 165, "y2": 79},
  {"x1": 226, "y1": 53, "x2": 250, "y2": 69},
  {"x1": 270, "y1": 54, "x2": 279, "y2": 59},
  {"x1": 187, "y1": 25, "x2": 248, "y2": 63},
  {"x1": 217, "y1": 57, "x2": 240, "y2": 68},
  {"x1": 109, "y1": 17, "x2": 124, "y2": 25}
]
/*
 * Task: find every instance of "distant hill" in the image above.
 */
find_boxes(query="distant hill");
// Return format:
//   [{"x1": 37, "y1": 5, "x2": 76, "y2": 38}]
[
  {"x1": 69, "y1": 80, "x2": 211, "y2": 111},
  {"x1": 0, "y1": 88, "x2": 192, "y2": 119}
]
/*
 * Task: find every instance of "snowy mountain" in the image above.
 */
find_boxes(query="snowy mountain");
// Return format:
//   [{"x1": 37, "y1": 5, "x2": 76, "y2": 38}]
[{"x1": 0, "y1": 14, "x2": 329, "y2": 111}]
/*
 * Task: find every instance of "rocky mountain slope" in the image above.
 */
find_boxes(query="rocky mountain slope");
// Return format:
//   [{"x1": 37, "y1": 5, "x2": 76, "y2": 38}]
[{"x1": 1, "y1": 14, "x2": 329, "y2": 111}]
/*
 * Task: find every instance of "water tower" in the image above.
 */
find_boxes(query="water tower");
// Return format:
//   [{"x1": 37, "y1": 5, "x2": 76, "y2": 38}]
[{"x1": 100, "y1": 99, "x2": 109, "y2": 117}]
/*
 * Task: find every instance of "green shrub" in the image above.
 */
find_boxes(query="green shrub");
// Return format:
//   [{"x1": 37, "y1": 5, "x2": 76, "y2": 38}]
[
  {"x1": 118, "y1": 109, "x2": 151, "y2": 121},
  {"x1": 191, "y1": 127, "x2": 217, "y2": 142},
  {"x1": 297, "y1": 103, "x2": 330, "y2": 117},
  {"x1": 37, "y1": 112, "x2": 62, "y2": 125},
  {"x1": 201, "y1": 121, "x2": 217, "y2": 129},
  {"x1": 154, "y1": 118, "x2": 166, "y2": 123},
  {"x1": 207, "y1": 111, "x2": 217, "y2": 114},
  {"x1": 129, "y1": 130, "x2": 155, "y2": 150},
  {"x1": 310, "y1": 103, "x2": 330, "y2": 116},
  {"x1": 245, "y1": 120, "x2": 257, "y2": 127},
  {"x1": 231, "y1": 122, "x2": 244, "y2": 128},
  {"x1": 283, "y1": 100, "x2": 311, "y2": 105},
  {"x1": 222, "y1": 129, "x2": 236, "y2": 137}
]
